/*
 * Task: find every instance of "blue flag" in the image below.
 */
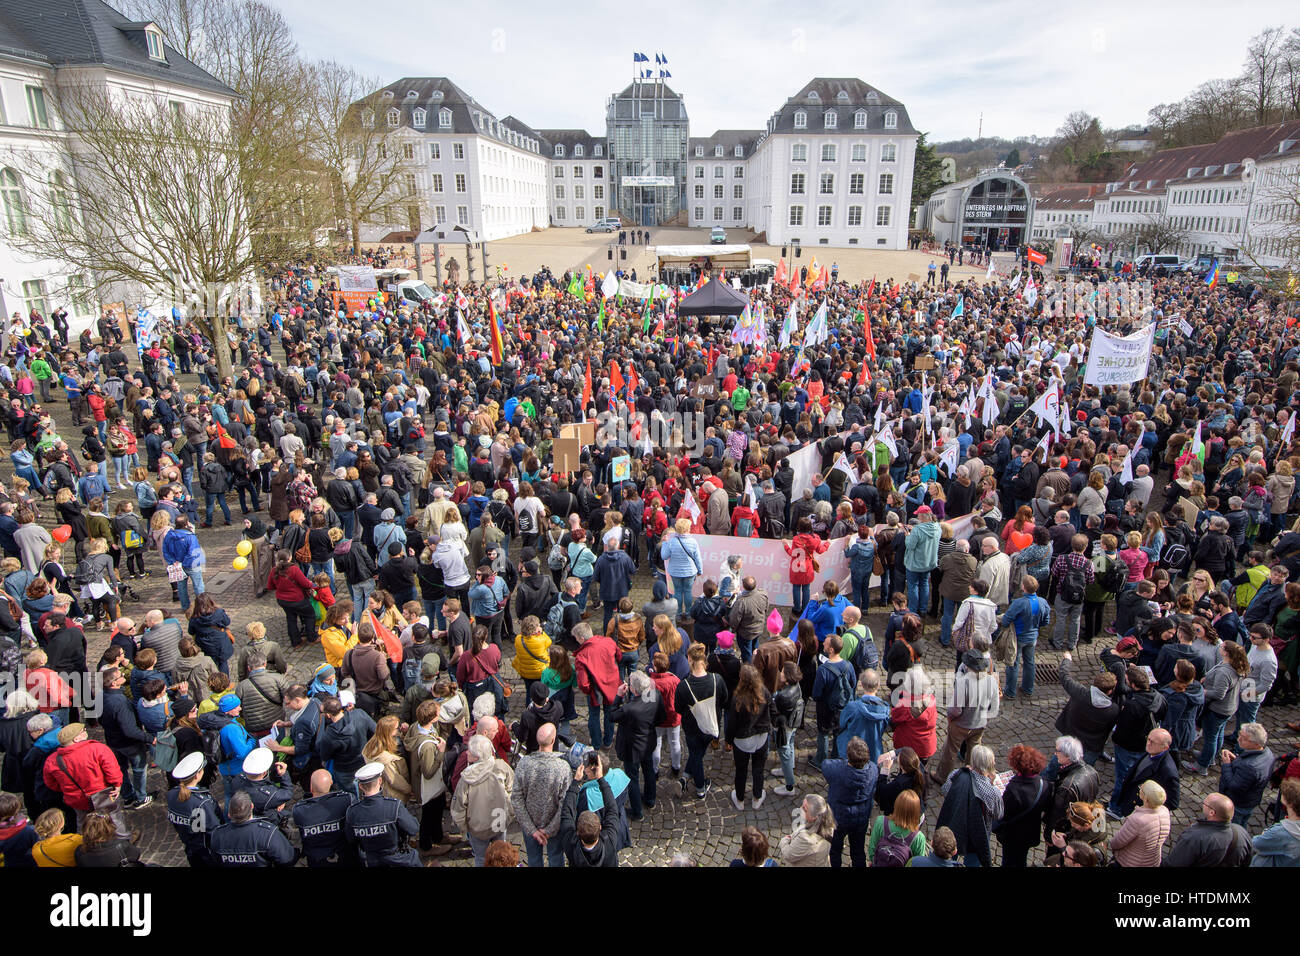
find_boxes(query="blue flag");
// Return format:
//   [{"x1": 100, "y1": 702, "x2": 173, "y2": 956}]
[{"x1": 952, "y1": 295, "x2": 964, "y2": 319}]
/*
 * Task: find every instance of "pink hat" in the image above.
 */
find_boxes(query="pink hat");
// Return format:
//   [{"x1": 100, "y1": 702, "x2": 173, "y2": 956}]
[
  {"x1": 915, "y1": 505, "x2": 933, "y2": 515},
  {"x1": 716, "y1": 631, "x2": 735, "y2": 649}
]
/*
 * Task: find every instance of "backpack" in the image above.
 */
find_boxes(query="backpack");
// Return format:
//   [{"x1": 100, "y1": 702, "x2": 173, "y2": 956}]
[
  {"x1": 1060, "y1": 564, "x2": 1088, "y2": 605},
  {"x1": 1099, "y1": 556, "x2": 1127, "y2": 594},
  {"x1": 735, "y1": 513, "x2": 755, "y2": 538},
  {"x1": 1160, "y1": 540, "x2": 1190, "y2": 573},
  {"x1": 441, "y1": 738, "x2": 467, "y2": 792},
  {"x1": 122, "y1": 527, "x2": 143, "y2": 550},
  {"x1": 153, "y1": 727, "x2": 180, "y2": 774},
  {"x1": 201, "y1": 726, "x2": 225, "y2": 765},
  {"x1": 547, "y1": 540, "x2": 568, "y2": 571},
  {"x1": 826, "y1": 663, "x2": 854, "y2": 711},
  {"x1": 517, "y1": 505, "x2": 535, "y2": 535},
  {"x1": 545, "y1": 597, "x2": 574, "y2": 640},
  {"x1": 401, "y1": 651, "x2": 434, "y2": 692},
  {"x1": 872, "y1": 825, "x2": 917, "y2": 867}
]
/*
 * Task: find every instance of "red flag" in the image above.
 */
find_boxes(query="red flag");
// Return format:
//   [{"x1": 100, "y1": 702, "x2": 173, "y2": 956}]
[
  {"x1": 367, "y1": 610, "x2": 403, "y2": 664},
  {"x1": 609, "y1": 359, "x2": 625, "y2": 397},
  {"x1": 863, "y1": 310, "x2": 876, "y2": 360},
  {"x1": 488, "y1": 300, "x2": 503, "y2": 366},
  {"x1": 787, "y1": 268, "x2": 800, "y2": 294},
  {"x1": 859, "y1": 357, "x2": 872, "y2": 386},
  {"x1": 582, "y1": 357, "x2": 592, "y2": 410},
  {"x1": 1027, "y1": 248, "x2": 1047, "y2": 266},
  {"x1": 865, "y1": 276, "x2": 876, "y2": 301},
  {"x1": 652, "y1": 316, "x2": 665, "y2": 338},
  {"x1": 627, "y1": 362, "x2": 639, "y2": 397},
  {"x1": 775, "y1": 258, "x2": 788, "y2": 285},
  {"x1": 719, "y1": 269, "x2": 726, "y2": 283}
]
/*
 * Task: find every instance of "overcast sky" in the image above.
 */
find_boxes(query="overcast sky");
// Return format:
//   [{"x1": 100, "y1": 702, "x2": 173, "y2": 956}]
[{"x1": 277, "y1": 0, "x2": 1294, "y2": 142}]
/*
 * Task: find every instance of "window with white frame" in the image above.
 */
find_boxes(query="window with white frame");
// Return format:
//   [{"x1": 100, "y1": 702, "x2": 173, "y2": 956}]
[
  {"x1": 821, "y1": 144, "x2": 836, "y2": 162},
  {"x1": 455, "y1": 173, "x2": 466, "y2": 192},
  {"x1": 431, "y1": 173, "x2": 443, "y2": 192},
  {"x1": 714, "y1": 145, "x2": 723, "y2": 157},
  {"x1": 710, "y1": 206, "x2": 720, "y2": 221},
  {"x1": 791, "y1": 144, "x2": 808, "y2": 162},
  {"x1": 878, "y1": 173, "x2": 893, "y2": 194},
  {"x1": 734, "y1": 165, "x2": 743, "y2": 178},
  {"x1": 361, "y1": 108, "x2": 375, "y2": 128},
  {"x1": 555, "y1": 207, "x2": 566, "y2": 221},
  {"x1": 429, "y1": 143, "x2": 440, "y2": 160},
  {"x1": 854, "y1": 110, "x2": 866, "y2": 129},
  {"x1": 453, "y1": 143, "x2": 464, "y2": 160},
  {"x1": 435, "y1": 205, "x2": 446, "y2": 222},
  {"x1": 820, "y1": 173, "x2": 834, "y2": 194},
  {"x1": 734, "y1": 145, "x2": 743, "y2": 157},
  {"x1": 403, "y1": 173, "x2": 416, "y2": 196},
  {"x1": 386, "y1": 108, "x2": 399, "y2": 127},
  {"x1": 876, "y1": 205, "x2": 891, "y2": 226},
  {"x1": 555, "y1": 185, "x2": 565, "y2": 199},
  {"x1": 694, "y1": 184, "x2": 704, "y2": 199},
  {"x1": 457, "y1": 205, "x2": 469, "y2": 225},
  {"x1": 695, "y1": 166, "x2": 704, "y2": 179},
  {"x1": 790, "y1": 173, "x2": 805, "y2": 194},
  {"x1": 733, "y1": 185, "x2": 743, "y2": 199},
  {"x1": 789, "y1": 205, "x2": 804, "y2": 226},
  {"x1": 413, "y1": 108, "x2": 426, "y2": 128},
  {"x1": 439, "y1": 108, "x2": 451, "y2": 128},
  {"x1": 881, "y1": 143, "x2": 896, "y2": 162},
  {"x1": 824, "y1": 110, "x2": 837, "y2": 129},
  {"x1": 817, "y1": 205, "x2": 832, "y2": 226},
  {"x1": 575, "y1": 206, "x2": 584, "y2": 219},
  {"x1": 554, "y1": 144, "x2": 564, "y2": 157},
  {"x1": 145, "y1": 26, "x2": 166, "y2": 60},
  {"x1": 695, "y1": 146, "x2": 704, "y2": 157},
  {"x1": 794, "y1": 110, "x2": 807, "y2": 129},
  {"x1": 402, "y1": 143, "x2": 414, "y2": 160},
  {"x1": 67, "y1": 274, "x2": 92, "y2": 316},
  {"x1": 847, "y1": 205, "x2": 863, "y2": 226},
  {"x1": 575, "y1": 145, "x2": 584, "y2": 158},
  {"x1": 694, "y1": 206, "x2": 704, "y2": 221},
  {"x1": 554, "y1": 166, "x2": 563, "y2": 178},
  {"x1": 377, "y1": 143, "x2": 388, "y2": 160},
  {"x1": 851, "y1": 144, "x2": 867, "y2": 162},
  {"x1": 714, "y1": 184, "x2": 724, "y2": 199},
  {"x1": 733, "y1": 206, "x2": 743, "y2": 221},
  {"x1": 714, "y1": 166, "x2": 723, "y2": 178},
  {"x1": 594, "y1": 206, "x2": 604, "y2": 218},
  {"x1": 849, "y1": 173, "x2": 864, "y2": 194},
  {"x1": 22, "y1": 278, "x2": 48, "y2": 317},
  {"x1": 594, "y1": 185, "x2": 603, "y2": 199},
  {"x1": 574, "y1": 185, "x2": 584, "y2": 199},
  {"x1": 594, "y1": 144, "x2": 603, "y2": 156},
  {"x1": 573, "y1": 166, "x2": 583, "y2": 178}
]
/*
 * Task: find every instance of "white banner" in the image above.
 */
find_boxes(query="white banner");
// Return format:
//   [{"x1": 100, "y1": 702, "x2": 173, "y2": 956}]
[
  {"x1": 787, "y1": 441, "x2": 822, "y2": 502},
  {"x1": 1082, "y1": 323, "x2": 1156, "y2": 387},
  {"x1": 666, "y1": 533, "x2": 853, "y2": 607},
  {"x1": 336, "y1": 266, "x2": 378, "y2": 294}
]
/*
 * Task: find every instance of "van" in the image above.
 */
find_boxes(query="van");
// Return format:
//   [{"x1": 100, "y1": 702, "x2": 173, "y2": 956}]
[
  {"x1": 396, "y1": 279, "x2": 435, "y2": 306},
  {"x1": 1134, "y1": 254, "x2": 1185, "y2": 276}
]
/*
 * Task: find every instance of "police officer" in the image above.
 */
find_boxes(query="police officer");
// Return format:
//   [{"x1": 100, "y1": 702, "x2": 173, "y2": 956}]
[
  {"x1": 345, "y1": 761, "x2": 422, "y2": 867},
  {"x1": 209, "y1": 790, "x2": 298, "y2": 867},
  {"x1": 165, "y1": 752, "x2": 223, "y2": 867},
  {"x1": 230, "y1": 748, "x2": 294, "y2": 826},
  {"x1": 292, "y1": 769, "x2": 359, "y2": 867}
]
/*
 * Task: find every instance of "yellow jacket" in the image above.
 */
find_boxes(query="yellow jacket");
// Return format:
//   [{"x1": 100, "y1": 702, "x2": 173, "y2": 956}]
[
  {"x1": 320, "y1": 625, "x2": 359, "y2": 670},
  {"x1": 513, "y1": 631, "x2": 552, "y2": 680},
  {"x1": 34, "y1": 833, "x2": 82, "y2": 867}
]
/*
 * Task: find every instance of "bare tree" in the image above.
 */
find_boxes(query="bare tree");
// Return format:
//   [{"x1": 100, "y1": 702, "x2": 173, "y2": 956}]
[
  {"x1": 3, "y1": 82, "x2": 257, "y2": 381},
  {"x1": 305, "y1": 60, "x2": 410, "y2": 254},
  {"x1": 1242, "y1": 26, "x2": 1286, "y2": 125},
  {"x1": 1242, "y1": 163, "x2": 1300, "y2": 295},
  {"x1": 1281, "y1": 28, "x2": 1300, "y2": 120},
  {"x1": 1132, "y1": 215, "x2": 1190, "y2": 255}
]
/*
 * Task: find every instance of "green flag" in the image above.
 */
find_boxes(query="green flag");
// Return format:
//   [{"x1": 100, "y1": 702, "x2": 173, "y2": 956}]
[
  {"x1": 567, "y1": 273, "x2": 583, "y2": 297},
  {"x1": 597, "y1": 297, "x2": 605, "y2": 333}
]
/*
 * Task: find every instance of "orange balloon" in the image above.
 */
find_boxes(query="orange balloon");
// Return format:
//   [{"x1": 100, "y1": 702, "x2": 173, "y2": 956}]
[{"x1": 51, "y1": 524, "x2": 71, "y2": 543}]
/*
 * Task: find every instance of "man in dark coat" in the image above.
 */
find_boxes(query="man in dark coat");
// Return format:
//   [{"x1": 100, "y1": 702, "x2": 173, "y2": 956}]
[
  {"x1": 1110, "y1": 727, "x2": 1181, "y2": 819},
  {"x1": 609, "y1": 670, "x2": 665, "y2": 820}
]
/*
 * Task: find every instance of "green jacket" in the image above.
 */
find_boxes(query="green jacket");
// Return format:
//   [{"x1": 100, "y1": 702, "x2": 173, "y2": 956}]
[{"x1": 30, "y1": 358, "x2": 54, "y2": 381}]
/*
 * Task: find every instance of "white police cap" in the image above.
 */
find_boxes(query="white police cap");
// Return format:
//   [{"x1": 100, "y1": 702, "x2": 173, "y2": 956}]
[
  {"x1": 355, "y1": 761, "x2": 386, "y2": 783},
  {"x1": 242, "y1": 747, "x2": 275, "y2": 775},
  {"x1": 171, "y1": 751, "x2": 206, "y2": 780}
]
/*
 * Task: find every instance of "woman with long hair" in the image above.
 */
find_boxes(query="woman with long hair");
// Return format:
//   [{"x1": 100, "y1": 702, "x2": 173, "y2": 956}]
[
  {"x1": 777, "y1": 793, "x2": 836, "y2": 867},
  {"x1": 725, "y1": 663, "x2": 774, "y2": 812},
  {"x1": 993, "y1": 743, "x2": 1051, "y2": 867},
  {"x1": 361, "y1": 715, "x2": 413, "y2": 802},
  {"x1": 541, "y1": 645, "x2": 578, "y2": 740},
  {"x1": 455, "y1": 623, "x2": 503, "y2": 717},
  {"x1": 1187, "y1": 640, "x2": 1251, "y2": 775},
  {"x1": 1140, "y1": 512, "x2": 1165, "y2": 572},
  {"x1": 875, "y1": 746, "x2": 928, "y2": 815},
  {"x1": 1000, "y1": 505, "x2": 1036, "y2": 555},
  {"x1": 868, "y1": 787, "x2": 928, "y2": 866}
]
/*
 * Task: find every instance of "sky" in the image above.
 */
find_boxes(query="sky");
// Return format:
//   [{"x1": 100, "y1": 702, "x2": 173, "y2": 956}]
[{"x1": 276, "y1": 0, "x2": 1295, "y2": 143}]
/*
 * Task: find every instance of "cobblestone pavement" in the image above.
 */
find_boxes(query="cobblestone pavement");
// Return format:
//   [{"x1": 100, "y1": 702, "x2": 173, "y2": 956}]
[{"x1": 16, "y1": 378, "x2": 1300, "y2": 867}]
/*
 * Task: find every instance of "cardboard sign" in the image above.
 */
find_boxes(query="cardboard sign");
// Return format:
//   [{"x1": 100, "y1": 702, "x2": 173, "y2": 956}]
[
  {"x1": 692, "y1": 380, "x2": 718, "y2": 400},
  {"x1": 552, "y1": 437, "x2": 583, "y2": 475},
  {"x1": 914, "y1": 354, "x2": 936, "y2": 370},
  {"x1": 560, "y1": 421, "x2": 596, "y2": 446}
]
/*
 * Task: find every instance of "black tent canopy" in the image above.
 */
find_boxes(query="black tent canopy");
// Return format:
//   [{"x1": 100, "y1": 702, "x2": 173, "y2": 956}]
[{"x1": 674, "y1": 279, "x2": 749, "y2": 317}]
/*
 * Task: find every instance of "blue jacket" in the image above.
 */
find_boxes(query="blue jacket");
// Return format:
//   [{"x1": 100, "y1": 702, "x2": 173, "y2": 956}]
[
  {"x1": 1251, "y1": 820, "x2": 1300, "y2": 866},
  {"x1": 162, "y1": 528, "x2": 204, "y2": 569},
  {"x1": 837, "y1": 695, "x2": 890, "y2": 759},
  {"x1": 593, "y1": 550, "x2": 636, "y2": 605},
  {"x1": 1219, "y1": 747, "x2": 1276, "y2": 813},
  {"x1": 1158, "y1": 681, "x2": 1205, "y2": 752},
  {"x1": 798, "y1": 599, "x2": 838, "y2": 643},
  {"x1": 846, "y1": 540, "x2": 876, "y2": 577},
  {"x1": 218, "y1": 720, "x2": 257, "y2": 778},
  {"x1": 903, "y1": 521, "x2": 940, "y2": 573},
  {"x1": 468, "y1": 577, "x2": 508, "y2": 618},
  {"x1": 100, "y1": 687, "x2": 153, "y2": 752},
  {"x1": 660, "y1": 534, "x2": 703, "y2": 578},
  {"x1": 821, "y1": 757, "x2": 878, "y2": 828},
  {"x1": 1000, "y1": 594, "x2": 1051, "y2": 641}
]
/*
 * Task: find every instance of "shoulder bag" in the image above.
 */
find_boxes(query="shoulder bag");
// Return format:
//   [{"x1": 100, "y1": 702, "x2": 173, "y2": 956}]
[{"x1": 55, "y1": 751, "x2": 120, "y2": 814}]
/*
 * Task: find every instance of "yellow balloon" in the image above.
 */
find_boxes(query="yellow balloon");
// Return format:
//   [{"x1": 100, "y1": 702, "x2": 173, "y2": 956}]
[
  {"x1": 235, "y1": 540, "x2": 252, "y2": 557},
  {"x1": 232, "y1": 556, "x2": 249, "y2": 571}
]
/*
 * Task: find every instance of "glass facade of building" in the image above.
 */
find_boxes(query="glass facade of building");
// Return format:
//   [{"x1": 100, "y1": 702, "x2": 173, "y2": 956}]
[{"x1": 606, "y1": 81, "x2": 688, "y2": 226}]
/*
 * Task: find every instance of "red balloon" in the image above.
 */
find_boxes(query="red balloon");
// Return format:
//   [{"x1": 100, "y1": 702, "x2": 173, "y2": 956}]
[{"x1": 51, "y1": 524, "x2": 71, "y2": 544}]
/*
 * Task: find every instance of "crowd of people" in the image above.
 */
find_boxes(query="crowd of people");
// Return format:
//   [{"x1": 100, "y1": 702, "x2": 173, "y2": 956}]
[{"x1": 0, "y1": 248, "x2": 1299, "y2": 870}]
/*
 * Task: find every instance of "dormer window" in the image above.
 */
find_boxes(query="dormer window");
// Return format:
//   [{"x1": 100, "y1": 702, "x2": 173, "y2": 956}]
[
  {"x1": 575, "y1": 144, "x2": 584, "y2": 158},
  {"x1": 836, "y1": 90, "x2": 849, "y2": 102},
  {"x1": 361, "y1": 108, "x2": 375, "y2": 128},
  {"x1": 594, "y1": 144, "x2": 603, "y2": 157},
  {"x1": 734, "y1": 145, "x2": 743, "y2": 157},
  {"x1": 413, "y1": 108, "x2": 426, "y2": 128},
  {"x1": 806, "y1": 90, "x2": 820, "y2": 102},
  {"x1": 431, "y1": 91, "x2": 444, "y2": 101},
  {"x1": 554, "y1": 144, "x2": 564, "y2": 157},
  {"x1": 854, "y1": 109, "x2": 867, "y2": 129},
  {"x1": 824, "y1": 110, "x2": 837, "y2": 129},
  {"x1": 866, "y1": 91, "x2": 879, "y2": 104},
  {"x1": 386, "y1": 108, "x2": 400, "y2": 128},
  {"x1": 439, "y1": 108, "x2": 451, "y2": 128},
  {"x1": 145, "y1": 26, "x2": 166, "y2": 61},
  {"x1": 381, "y1": 91, "x2": 394, "y2": 99},
  {"x1": 405, "y1": 90, "x2": 418, "y2": 100},
  {"x1": 715, "y1": 145, "x2": 723, "y2": 156},
  {"x1": 794, "y1": 110, "x2": 807, "y2": 129},
  {"x1": 884, "y1": 110, "x2": 897, "y2": 129},
  {"x1": 695, "y1": 145, "x2": 703, "y2": 157}
]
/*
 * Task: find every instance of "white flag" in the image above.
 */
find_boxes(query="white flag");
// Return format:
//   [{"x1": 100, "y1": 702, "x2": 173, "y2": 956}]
[
  {"x1": 1191, "y1": 421, "x2": 1204, "y2": 459},
  {"x1": 457, "y1": 313, "x2": 472, "y2": 344},
  {"x1": 874, "y1": 401, "x2": 885, "y2": 433},
  {"x1": 682, "y1": 490, "x2": 702, "y2": 524},
  {"x1": 744, "y1": 475, "x2": 760, "y2": 511},
  {"x1": 982, "y1": 391, "x2": 1000, "y2": 427},
  {"x1": 985, "y1": 258, "x2": 995, "y2": 281},
  {"x1": 1281, "y1": 411, "x2": 1296, "y2": 450},
  {"x1": 779, "y1": 301, "x2": 797, "y2": 349},
  {"x1": 878, "y1": 425, "x2": 899, "y2": 461},
  {"x1": 1119, "y1": 446, "x2": 1135, "y2": 485},
  {"x1": 1035, "y1": 429, "x2": 1055, "y2": 461},
  {"x1": 1024, "y1": 275, "x2": 1038, "y2": 308},
  {"x1": 1027, "y1": 386, "x2": 1062, "y2": 430},
  {"x1": 938, "y1": 441, "x2": 959, "y2": 476},
  {"x1": 1056, "y1": 384, "x2": 1072, "y2": 434},
  {"x1": 831, "y1": 451, "x2": 857, "y2": 486},
  {"x1": 601, "y1": 270, "x2": 619, "y2": 299},
  {"x1": 805, "y1": 298, "x2": 829, "y2": 346}
]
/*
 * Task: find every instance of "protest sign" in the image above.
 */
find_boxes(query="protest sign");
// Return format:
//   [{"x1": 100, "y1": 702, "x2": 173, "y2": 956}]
[{"x1": 1082, "y1": 323, "x2": 1156, "y2": 387}]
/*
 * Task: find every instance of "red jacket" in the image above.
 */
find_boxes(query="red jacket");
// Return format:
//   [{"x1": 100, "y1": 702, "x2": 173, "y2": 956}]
[
  {"x1": 889, "y1": 696, "x2": 938, "y2": 760},
  {"x1": 730, "y1": 505, "x2": 760, "y2": 538},
  {"x1": 785, "y1": 533, "x2": 828, "y2": 586},
  {"x1": 42, "y1": 739, "x2": 123, "y2": 810},
  {"x1": 649, "y1": 670, "x2": 681, "y2": 727},
  {"x1": 26, "y1": 668, "x2": 73, "y2": 710},
  {"x1": 574, "y1": 634, "x2": 621, "y2": 704},
  {"x1": 268, "y1": 564, "x2": 315, "y2": 603}
]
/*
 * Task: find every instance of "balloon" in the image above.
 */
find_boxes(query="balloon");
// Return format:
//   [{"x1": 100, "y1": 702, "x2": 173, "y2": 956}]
[
  {"x1": 232, "y1": 556, "x2": 248, "y2": 571},
  {"x1": 235, "y1": 540, "x2": 252, "y2": 557},
  {"x1": 51, "y1": 524, "x2": 71, "y2": 544}
]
